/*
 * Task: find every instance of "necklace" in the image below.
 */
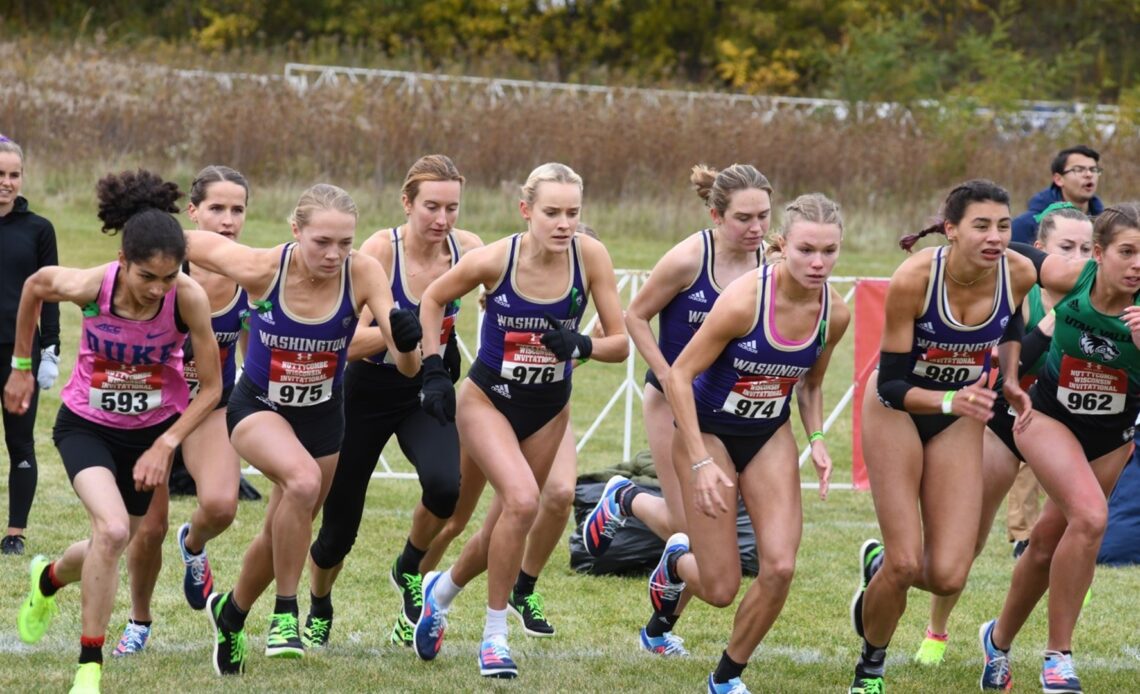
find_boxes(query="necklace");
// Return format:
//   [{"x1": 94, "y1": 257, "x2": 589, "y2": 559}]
[{"x1": 945, "y1": 252, "x2": 994, "y2": 287}]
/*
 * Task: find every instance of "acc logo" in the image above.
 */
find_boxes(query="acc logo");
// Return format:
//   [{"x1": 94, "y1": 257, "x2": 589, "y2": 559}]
[
  {"x1": 1000, "y1": 316, "x2": 1010, "y2": 329},
  {"x1": 1079, "y1": 331, "x2": 1120, "y2": 361},
  {"x1": 342, "y1": 316, "x2": 353, "y2": 328},
  {"x1": 94, "y1": 322, "x2": 122, "y2": 334},
  {"x1": 1123, "y1": 426, "x2": 1136, "y2": 442}
]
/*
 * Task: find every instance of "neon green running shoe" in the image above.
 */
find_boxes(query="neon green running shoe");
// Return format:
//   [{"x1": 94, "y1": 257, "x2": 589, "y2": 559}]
[
  {"x1": 265, "y1": 611, "x2": 304, "y2": 658},
  {"x1": 18, "y1": 555, "x2": 58, "y2": 644},
  {"x1": 207, "y1": 592, "x2": 247, "y2": 676},
  {"x1": 68, "y1": 662, "x2": 101, "y2": 694},
  {"x1": 389, "y1": 611, "x2": 414, "y2": 647},
  {"x1": 302, "y1": 613, "x2": 332, "y2": 649},
  {"x1": 849, "y1": 665, "x2": 885, "y2": 694},
  {"x1": 913, "y1": 630, "x2": 948, "y2": 665}
]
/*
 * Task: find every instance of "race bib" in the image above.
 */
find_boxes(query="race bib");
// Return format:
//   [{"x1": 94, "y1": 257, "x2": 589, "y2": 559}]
[
  {"x1": 267, "y1": 349, "x2": 336, "y2": 406},
  {"x1": 913, "y1": 348, "x2": 986, "y2": 384},
  {"x1": 184, "y1": 345, "x2": 231, "y2": 400},
  {"x1": 1057, "y1": 354, "x2": 1126, "y2": 415},
  {"x1": 721, "y1": 375, "x2": 796, "y2": 419},
  {"x1": 500, "y1": 331, "x2": 565, "y2": 384},
  {"x1": 88, "y1": 357, "x2": 163, "y2": 415}
]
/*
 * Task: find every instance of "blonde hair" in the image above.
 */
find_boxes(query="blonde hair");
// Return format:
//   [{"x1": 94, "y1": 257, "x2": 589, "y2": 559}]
[
  {"x1": 402, "y1": 154, "x2": 464, "y2": 204},
  {"x1": 0, "y1": 135, "x2": 24, "y2": 164},
  {"x1": 690, "y1": 164, "x2": 772, "y2": 216},
  {"x1": 520, "y1": 163, "x2": 583, "y2": 207},
  {"x1": 779, "y1": 193, "x2": 844, "y2": 237},
  {"x1": 289, "y1": 183, "x2": 358, "y2": 229}
]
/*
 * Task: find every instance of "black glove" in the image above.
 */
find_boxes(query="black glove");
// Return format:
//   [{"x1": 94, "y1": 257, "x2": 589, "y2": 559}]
[
  {"x1": 540, "y1": 312, "x2": 593, "y2": 362},
  {"x1": 443, "y1": 328, "x2": 462, "y2": 384},
  {"x1": 419, "y1": 354, "x2": 456, "y2": 425},
  {"x1": 389, "y1": 308, "x2": 423, "y2": 353}
]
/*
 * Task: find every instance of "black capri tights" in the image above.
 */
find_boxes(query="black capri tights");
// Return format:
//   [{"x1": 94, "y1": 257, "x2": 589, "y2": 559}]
[
  {"x1": 1, "y1": 343, "x2": 39, "y2": 529},
  {"x1": 310, "y1": 362, "x2": 460, "y2": 570}
]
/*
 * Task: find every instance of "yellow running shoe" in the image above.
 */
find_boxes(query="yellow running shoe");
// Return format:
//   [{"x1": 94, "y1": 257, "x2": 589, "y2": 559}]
[
  {"x1": 69, "y1": 662, "x2": 101, "y2": 694},
  {"x1": 18, "y1": 555, "x2": 58, "y2": 644},
  {"x1": 913, "y1": 628, "x2": 948, "y2": 665}
]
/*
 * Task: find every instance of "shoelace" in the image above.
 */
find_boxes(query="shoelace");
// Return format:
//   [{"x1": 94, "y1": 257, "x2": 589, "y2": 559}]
[
  {"x1": 229, "y1": 629, "x2": 248, "y2": 664},
  {"x1": 600, "y1": 499, "x2": 627, "y2": 537},
  {"x1": 1045, "y1": 654, "x2": 1077, "y2": 682},
  {"x1": 659, "y1": 632, "x2": 688, "y2": 655},
  {"x1": 401, "y1": 572, "x2": 424, "y2": 608},
  {"x1": 187, "y1": 552, "x2": 210, "y2": 584},
  {"x1": 522, "y1": 592, "x2": 546, "y2": 621},
  {"x1": 985, "y1": 652, "x2": 1012, "y2": 684},
  {"x1": 116, "y1": 624, "x2": 149, "y2": 653},
  {"x1": 861, "y1": 678, "x2": 884, "y2": 694},
  {"x1": 482, "y1": 638, "x2": 512, "y2": 664},
  {"x1": 306, "y1": 617, "x2": 331, "y2": 641},
  {"x1": 269, "y1": 613, "x2": 300, "y2": 641},
  {"x1": 650, "y1": 570, "x2": 685, "y2": 602},
  {"x1": 427, "y1": 607, "x2": 449, "y2": 638}
]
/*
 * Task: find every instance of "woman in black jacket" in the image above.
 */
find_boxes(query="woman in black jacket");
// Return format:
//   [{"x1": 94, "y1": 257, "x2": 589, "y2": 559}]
[{"x1": 0, "y1": 135, "x2": 60, "y2": 556}]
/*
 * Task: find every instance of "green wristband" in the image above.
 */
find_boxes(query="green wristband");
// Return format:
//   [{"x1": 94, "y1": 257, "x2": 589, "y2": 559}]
[
  {"x1": 809, "y1": 431, "x2": 824, "y2": 443},
  {"x1": 10, "y1": 356, "x2": 32, "y2": 371},
  {"x1": 941, "y1": 390, "x2": 956, "y2": 415}
]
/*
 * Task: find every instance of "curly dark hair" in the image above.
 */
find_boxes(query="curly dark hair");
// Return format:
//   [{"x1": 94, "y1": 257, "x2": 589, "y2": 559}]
[{"x1": 96, "y1": 169, "x2": 186, "y2": 264}]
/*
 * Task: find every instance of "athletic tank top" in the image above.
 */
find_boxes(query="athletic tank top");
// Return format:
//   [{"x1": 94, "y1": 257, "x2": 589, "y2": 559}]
[
  {"x1": 657, "y1": 230, "x2": 763, "y2": 365},
  {"x1": 1035, "y1": 260, "x2": 1140, "y2": 424},
  {"x1": 61, "y1": 263, "x2": 188, "y2": 428},
  {"x1": 364, "y1": 228, "x2": 462, "y2": 366},
  {"x1": 183, "y1": 283, "x2": 247, "y2": 398},
  {"x1": 907, "y1": 246, "x2": 1016, "y2": 391},
  {"x1": 691, "y1": 264, "x2": 830, "y2": 431},
  {"x1": 478, "y1": 234, "x2": 589, "y2": 386},
  {"x1": 242, "y1": 244, "x2": 358, "y2": 406}
]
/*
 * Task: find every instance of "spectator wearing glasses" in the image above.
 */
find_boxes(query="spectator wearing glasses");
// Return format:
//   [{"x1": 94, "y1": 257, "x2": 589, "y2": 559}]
[{"x1": 1011, "y1": 145, "x2": 1105, "y2": 243}]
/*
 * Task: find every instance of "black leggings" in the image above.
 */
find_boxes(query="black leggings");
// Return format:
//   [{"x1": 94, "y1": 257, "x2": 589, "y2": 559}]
[
  {"x1": 310, "y1": 361, "x2": 460, "y2": 570},
  {"x1": 1, "y1": 343, "x2": 39, "y2": 528}
]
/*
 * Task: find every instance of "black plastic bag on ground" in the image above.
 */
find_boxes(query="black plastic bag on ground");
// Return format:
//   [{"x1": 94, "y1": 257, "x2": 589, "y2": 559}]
[
  {"x1": 569, "y1": 479, "x2": 757, "y2": 576},
  {"x1": 167, "y1": 455, "x2": 262, "y2": 501}
]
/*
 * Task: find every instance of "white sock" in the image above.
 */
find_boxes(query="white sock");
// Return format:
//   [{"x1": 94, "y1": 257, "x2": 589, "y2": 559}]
[
  {"x1": 433, "y1": 568, "x2": 463, "y2": 609},
  {"x1": 483, "y1": 606, "x2": 509, "y2": 641}
]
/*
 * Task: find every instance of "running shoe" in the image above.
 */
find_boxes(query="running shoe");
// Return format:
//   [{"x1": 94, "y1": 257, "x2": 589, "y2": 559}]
[
  {"x1": 265, "y1": 611, "x2": 304, "y2": 658},
  {"x1": 1041, "y1": 651, "x2": 1082, "y2": 693},
  {"x1": 582, "y1": 475, "x2": 632, "y2": 557},
  {"x1": 112, "y1": 621, "x2": 152, "y2": 656},
  {"x1": 302, "y1": 613, "x2": 333, "y2": 649},
  {"x1": 390, "y1": 558, "x2": 424, "y2": 623},
  {"x1": 508, "y1": 589, "x2": 554, "y2": 637},
  {"x1": 848, "y1": 664, "x2": 885, "y2": 694},
  {"x1": 978, "y1": 619, "x2": 1012, "y2": 691},
  {"x1": 207, "y1": 592, "x2": 247, "y2": 676},
  {"x1": 413, "y1": 570, "x2": 448, "y2": 661},
  {"x1": 69, "y1": 662, "x2": 101, "y2": 694},
  {"x1": 640, "y1": 628, "x2": 689, "y2": 656},
  {"x1": 389, "y1": 611, "x2": 414, "y2": 647},
  {"x1": 913, "y1": 628, "x2": 947, "y2": 665},
  {"x1": 478, "y1": 635, "x2": 518, "y2": 679},
  {"x1": 649, "y1": 533, "x2": 689, "y2": 615},
  {"x1": 18, "y1": 555, "x2": 58, "y2": 644},
  {"x1": 177, "y1": 522, "x2": 212, "y2": 610},
  {"x1": 1, "y1": 534, "x2": 25, "y2": 555},
  {"x1": 707, "y1": 672, "x2": 750, "y2": 694},
  {"x1": 850, "y1": 539, "x2": 883, "y2": 639}
]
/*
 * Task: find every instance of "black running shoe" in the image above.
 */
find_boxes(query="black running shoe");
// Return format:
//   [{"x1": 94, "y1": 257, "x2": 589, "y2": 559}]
[
  {"x1": 390, "y1": 558, "x2": 425, "y2": 623},
  {"x1": 508, "y1": 590, "x2": 554, "y2": 637},
  {"x1": 302, "y1": 612, "x2": 332, "y2": 649},
  {"x1": 207, "y1": 592, "x2": 247, "y2": 676},
  {"x1": 1, "y1": 534, "x2": 25, "y2": 555},
  {"x1": 850, "y1": 539, "x2": 883, "y2": 639}
]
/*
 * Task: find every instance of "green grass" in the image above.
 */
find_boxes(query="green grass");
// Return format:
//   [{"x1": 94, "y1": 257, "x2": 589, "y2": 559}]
[{"x1": 2, "y1": 186, "x2": 1138, "y2": 692}]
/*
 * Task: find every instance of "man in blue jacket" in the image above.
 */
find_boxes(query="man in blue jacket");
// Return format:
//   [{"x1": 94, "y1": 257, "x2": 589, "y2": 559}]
[{"x1": 1011, "y1": 145, "x2": 1105, "y2": 243}]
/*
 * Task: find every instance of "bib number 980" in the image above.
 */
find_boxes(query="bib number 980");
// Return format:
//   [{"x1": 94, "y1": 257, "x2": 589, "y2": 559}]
[{"x1": 923, "y1": 365, "x2": 971, "y2": 383}]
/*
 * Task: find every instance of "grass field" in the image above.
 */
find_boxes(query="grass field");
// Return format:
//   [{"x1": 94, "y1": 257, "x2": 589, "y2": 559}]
[{"x1": 2, "y1": 184, "x2": 1138, "y2": 692}]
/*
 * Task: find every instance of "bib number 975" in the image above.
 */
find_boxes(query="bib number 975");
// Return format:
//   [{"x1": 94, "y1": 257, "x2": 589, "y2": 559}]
[{"x1": 274, "y1": 383, "x2": 325, "y2": 405}]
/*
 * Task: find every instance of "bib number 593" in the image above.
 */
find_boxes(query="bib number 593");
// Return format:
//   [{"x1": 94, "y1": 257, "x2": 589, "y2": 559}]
[{"x1": 100, "y1": 391, "x2": 149, "y2": 414}]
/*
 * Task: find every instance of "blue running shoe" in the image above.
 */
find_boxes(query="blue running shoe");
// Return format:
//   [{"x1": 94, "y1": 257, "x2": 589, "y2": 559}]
[
  {"x1": 649, "y1": 533, "x2": 688, "y2": 615},
  {"x1": 850, "y1": 539, "x2": 883, "y2": 639},
  {"x1": 582, "y1": 475, "x2": 632, "y2": 557},
  {"x1": 707, "y1": 672, "x2": 750, "y2": 694},
  {"x1": 413, "y1": 571, "x2": 448, "y2": 661},
  {"x1": 1041, "y1": 651, "x2": 1082, "y2": 693},
  {"x1": 478, "y1": 636, "x2": 518, "y2": 679},
  {"x1": 177, "y1": 523, "x2": 213, "y2": 611},
  {"x1": 112, "y1": 621, "x2": 151, "y2": 656},
  {"x1": 978, "y1": 619, "x2": 1012, "y2": 691},
  {"x1": 640, "y1": 628, "x2": 689, "y2": 656}
]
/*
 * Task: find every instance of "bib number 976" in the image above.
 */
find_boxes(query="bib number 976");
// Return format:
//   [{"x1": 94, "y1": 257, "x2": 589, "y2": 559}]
[{"x1": 510, "y1": 365, "x2": 556, "y2": 384}]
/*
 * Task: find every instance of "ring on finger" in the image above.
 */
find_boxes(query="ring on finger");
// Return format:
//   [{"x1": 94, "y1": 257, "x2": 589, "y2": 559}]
[{"x1": 967, "y1": 393, "x2": 976, "y2": 404}]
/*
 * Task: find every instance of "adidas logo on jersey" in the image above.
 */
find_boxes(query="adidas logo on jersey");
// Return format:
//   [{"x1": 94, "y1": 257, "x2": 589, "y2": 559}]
[
  {"x1": 917, "y1": 321, "x2": 935, "y2": 334},
  {"x1": 688, "y1": 290, "x2": 708, "y2": 303},
  {"x1": 493, "y1": 294, "x2": 511, "y2": 308},
  {"x1": 1068, "y1": 299, "x2": 1080, "y2": 312},
  {"x1": 16, "y1": 460, "x2": 30, "y2": 469},
  {"x1": 490, "y1": 383, "x2": 512, "y2": 399},
  {"x1": 738, "y1": 339, "x2": 758, "y2": 354}
]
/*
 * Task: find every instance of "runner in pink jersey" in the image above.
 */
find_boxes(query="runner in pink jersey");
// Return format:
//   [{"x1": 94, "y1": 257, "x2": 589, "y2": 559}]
[{"x1": 4, "y1": 170, "x2": 222, "y2": 694}]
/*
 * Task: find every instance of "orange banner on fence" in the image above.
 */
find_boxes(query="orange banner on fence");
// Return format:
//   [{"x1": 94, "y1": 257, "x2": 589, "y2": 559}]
[{"x1": 851, "y1": 279, "x2": 889, "y2": 490}]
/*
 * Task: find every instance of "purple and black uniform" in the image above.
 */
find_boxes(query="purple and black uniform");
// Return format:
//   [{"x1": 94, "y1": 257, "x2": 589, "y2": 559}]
[
  {"x1": 311, "y1": 229, "x2": 464, "y2": 570},
  {"x1": 226, "y1": 243, "x2": 358, "y2": 458},
  {"x1": 183, "y1": 283, "x2": 246, "y2": 408},
  {"x1": 690, "y1": 264, "x2": 830, "y2": 470},
  {"x1": 468, "y1": 233, "x2": 588, "y2": 440},
  {"x1": 903, "y1": 245, "x2": 1015, "y2": 443}
]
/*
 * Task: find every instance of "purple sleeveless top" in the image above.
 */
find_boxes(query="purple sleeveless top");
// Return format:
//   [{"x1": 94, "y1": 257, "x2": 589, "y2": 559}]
[
  {"x1": 658, "y1": 229, "x2": 741, "y2": 365},
  {"x1": 61, "y1": 263, "x2": 188, "y2": 428},
  {"x1": 908, "y1": 245, "x2": 1015, "y2": 391},
  {"x1": 184, "y1": 284, "x2": 246, "y2": 398},
  {"x1": 478, "y1": 234, "x2": 588, "y2": 386},
  {"x1": 242, "y1": 244, "x2": 358, "y2": 406},
  {"x1": 692, "y1": 265, "x2": 830, "y2": 433},
  {"x1": 364, "y1": 228, "x2": 462, "y2": 366}
]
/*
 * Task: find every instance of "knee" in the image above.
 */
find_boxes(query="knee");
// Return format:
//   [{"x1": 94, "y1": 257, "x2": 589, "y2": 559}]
[
  {"x1": 758, "y1": 557, "x2": 796, "y2": 591},
  {"x1": 310, "y1": 530, "x2": 353, "y2": 570},
  {"x1": 500, "y1": 487, "x2": 541, "y2": 525},
  {"x1": 198, "y1": 495, "x2": 238, "y2": 531},
  {"x1": 1068, "y1": 504, "x2": 1108, "y2": 541},
  {"x1": 703, "y1": 575, "x2": 742, "y2": 608},
  {"x1": 133, "y1": 514, "x2": 169, "y2": 548},
  {"x1": 283, "y1": 467, "x2": 322, "y2": 508},
  {"x1": 421, "y1": 473, "x2": 461, "y2": 520},
  {"x1": 93, "y1": 518, "x2": 132, "y2": 555},
  {"x1": 882, "y1": 554, "x2": 923, "y2": 589},
  {"x1": 540, "y1": 480, "x2": 575, "y2": 518},
  {"x1": 926, "y1": 566, "x2": 969, "y2": 596}
]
